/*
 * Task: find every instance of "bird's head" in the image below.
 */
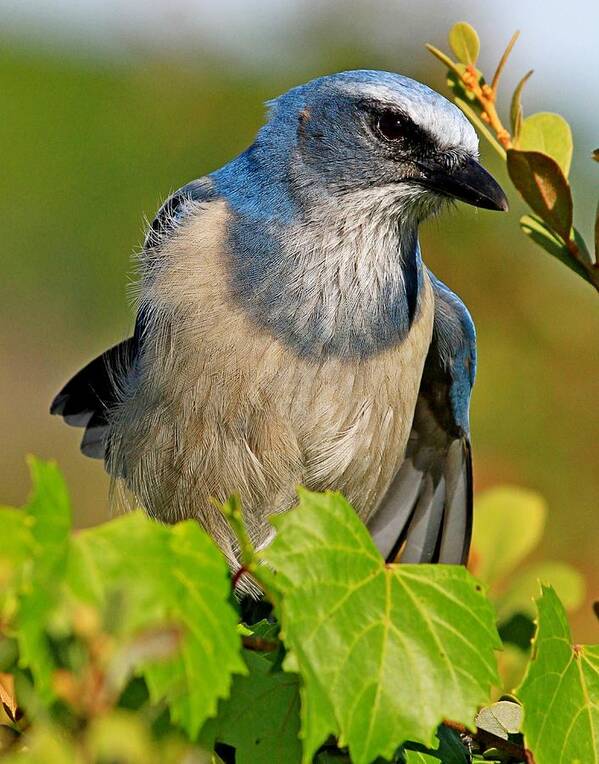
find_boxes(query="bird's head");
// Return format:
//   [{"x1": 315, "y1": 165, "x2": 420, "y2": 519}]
[{"x1": 257, "y1": 70, "x2": 508, "y2": 220}]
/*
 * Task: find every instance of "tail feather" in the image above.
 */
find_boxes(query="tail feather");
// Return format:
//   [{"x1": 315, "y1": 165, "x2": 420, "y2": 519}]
[{"x1": 50, "y1": 339, "x2": 135, "y2": 461}]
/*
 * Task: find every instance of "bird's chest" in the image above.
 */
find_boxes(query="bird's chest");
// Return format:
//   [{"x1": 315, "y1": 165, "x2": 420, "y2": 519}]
[
  {"x1": 132, "y1": 201, "x2": 434, "y2": 531},
  {"x1": 285, "y1": 273, "x2": 434, "y2": 517}
]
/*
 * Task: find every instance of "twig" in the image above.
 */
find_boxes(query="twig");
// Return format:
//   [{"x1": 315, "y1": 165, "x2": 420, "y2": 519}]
[
  {"x1": 461, "y1": 65, "x2": 512, "y2": 148},
  {"x1": 241, "y1": 635, "x2": 279, "y2": 653},
  {"x1": 443, "y1": 719, "x2": 536, "y2": 763}
]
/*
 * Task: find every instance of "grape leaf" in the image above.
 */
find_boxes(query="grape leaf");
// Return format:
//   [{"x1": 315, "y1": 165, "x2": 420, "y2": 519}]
[
  {"x1": 517, "y1": 586, "x2": 599, "y2": 764},
  {"x1": 259, "y1": 490, "x2": 500, "y2": 764},
  {"x1": 404, "y1": 752, "x2": 437, "y2": 763},
  {"x1": 471, "y1": 486, "x2": 546, "y2": 587},
  {"x1": 13, "y1": 458, "x2": 72, "y2": 702},
  {"x1": 71, "y1": 512, "x2": 246, "y2": 737},
  {"x1": 403, "y1": 725, "x2": 469, "y2": 763},
  {"x1": 0, "y1": 505, "x2": 34, "y2": 616},
  {"x1": 201, "y1": 650, "x2": 302, "y2": 764}
]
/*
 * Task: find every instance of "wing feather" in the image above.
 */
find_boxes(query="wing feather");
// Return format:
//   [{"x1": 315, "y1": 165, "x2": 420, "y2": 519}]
[{"x1": 368, "y1": 272, "x2": 476, "y2": 565}]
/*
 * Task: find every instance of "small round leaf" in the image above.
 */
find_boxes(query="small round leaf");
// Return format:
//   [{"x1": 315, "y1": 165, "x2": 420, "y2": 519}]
[
  {"x1": 449, "y1": 22, "x2": 480, "y2": 65},
  {"x1": 517, "y1": 112, "x2": 573, "y2": 177},
  {"x1": 471, "y1": 486, "x2": 546, "y2": 587}
]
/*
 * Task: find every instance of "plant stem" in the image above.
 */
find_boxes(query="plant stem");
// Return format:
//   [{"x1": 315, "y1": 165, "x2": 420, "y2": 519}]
[{"x1": 462, "y1": 65, "x2": 512, "y2": 148}]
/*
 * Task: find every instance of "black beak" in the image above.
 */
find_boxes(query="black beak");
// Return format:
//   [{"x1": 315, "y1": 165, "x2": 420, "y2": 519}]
[{"x1": 416, "y1": 155, "x2": 509, "y2": 211}]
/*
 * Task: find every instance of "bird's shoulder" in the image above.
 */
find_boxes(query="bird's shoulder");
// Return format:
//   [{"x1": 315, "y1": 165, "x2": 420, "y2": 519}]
[{"x1": 144, "y1": 176, "x2": 222, "y2": 251}]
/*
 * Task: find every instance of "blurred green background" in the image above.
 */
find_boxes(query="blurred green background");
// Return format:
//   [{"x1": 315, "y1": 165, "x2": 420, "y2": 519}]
[{"x1": 1, "y1": 1, "x2": 597, "y2": 639}]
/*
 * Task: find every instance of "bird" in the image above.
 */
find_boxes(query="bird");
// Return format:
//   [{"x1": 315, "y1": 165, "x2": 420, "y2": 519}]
[{"x1": 51, "y1": 70, "x2": 507, "y2": 577}]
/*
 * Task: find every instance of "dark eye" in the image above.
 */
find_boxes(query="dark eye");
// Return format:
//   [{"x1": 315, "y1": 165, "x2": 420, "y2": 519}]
[{"x1": 375, "y1": 110, "x2": 407, "y2": 141}]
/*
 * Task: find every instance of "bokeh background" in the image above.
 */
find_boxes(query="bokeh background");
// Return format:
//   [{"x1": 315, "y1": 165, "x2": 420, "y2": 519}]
[{"x1": 1, "y1": 0, "x2": 597, "y2": 638}]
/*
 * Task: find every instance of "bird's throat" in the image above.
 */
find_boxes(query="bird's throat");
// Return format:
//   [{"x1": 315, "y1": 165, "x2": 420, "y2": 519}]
[{"x1": 227, "y1": 192, "x2": 425, "y2": 359}]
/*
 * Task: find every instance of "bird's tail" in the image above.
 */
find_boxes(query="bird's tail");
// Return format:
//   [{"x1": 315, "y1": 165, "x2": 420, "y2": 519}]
[{"x1": 50, "y1": 339, "x2": 135, "y2": 460}]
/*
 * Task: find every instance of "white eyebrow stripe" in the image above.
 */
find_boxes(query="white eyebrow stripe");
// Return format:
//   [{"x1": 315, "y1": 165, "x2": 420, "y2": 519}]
[{"x1": 338, "y1": 81, "x2": 479, "y2": 155}]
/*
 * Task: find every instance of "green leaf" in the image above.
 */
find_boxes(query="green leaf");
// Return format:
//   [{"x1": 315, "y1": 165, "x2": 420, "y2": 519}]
[
  {"x1": 85, "y1": 711, "x2": 155, "y2": 764},
  {"x1": 507, "y1": 149, "x2": 573, "y2": 242},
  {"x1": 259, "y1": 490, "x2": 500, "y2": 764},
  {"x1": 72, "y1": 512, "x2": 246, "y2": 737},
  {"x1": 572, "y1": 225, "x2": 595, "y2": 267},
  {"x1": 475, "y1": 700, "x2": 522, "y2": 739},
  {"x1": 448, "y1": 22, "x2": 480, "y2": 65},
  {"x1": 471, "y1": 486, "x2": 546, "y2": 587},
  {"x1": 201, "y1": 650, "x2": 302, "y2": 764},
  {"x1": 15, "y1": 458, "x2": 72, "y2": 702},
  {"x1": 0, "y1": 506, "x2": 34, "y2": 615},
  {"x1": 517, "y1": 586, "x2": 599, "y2": 764},
  {"x1": 495, "y1": 561, "x2": 585, "y2": 622},
  {"x1": 404, "y1": 726, "x2": 469, "y2": 763},
  {"x1": 595, "y1": 202, "x2": 599, "y2": 259},
  {"x1": 509, "y1": 70, "x2": 533, "y2": 142},
  {"x1": 454, "y1": 97, "x2": 506, "y2": 160},
  {"x1": 447, "y1": 63, "x2": 483, "y2": 104},
  {"x1": 517, "y1": 112, "x2": 573, "y2": 177},
  {"x1": 0, "y1": 724, "x2": 79, "y2": 764},
  {"x1": 424, "y1": 44, "x2": 463, "y2": 81},
  {"x1": 520, "y1": 215, "x2": 593, "y2": 283}
]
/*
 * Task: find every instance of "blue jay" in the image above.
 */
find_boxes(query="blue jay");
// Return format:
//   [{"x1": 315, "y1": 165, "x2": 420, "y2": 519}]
[{"x1": 51, "y1": 70, "x2": 507, "y2": 573}]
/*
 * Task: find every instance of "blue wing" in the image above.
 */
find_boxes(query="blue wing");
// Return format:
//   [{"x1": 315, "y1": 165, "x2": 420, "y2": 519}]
[
  {"x1": 50, "y1": 178, "x2": 217, "y2": 461},
  {"x1": 368, "y1": 272, "x2": 476, "y2": 565}
]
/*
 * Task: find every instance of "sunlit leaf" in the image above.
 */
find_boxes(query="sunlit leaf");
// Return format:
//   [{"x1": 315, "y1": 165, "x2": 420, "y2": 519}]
[
  {"x1": 0, "y1": 506, "x2": 34, "y2": 616},
  {"x1": 520, "y1": 215, "x2": 592, "y2": 283},
  {"x1": 495, "y1": 561, "x2": 585, "y2": 622},
  {"x1": 510, "y1": 70, "x2": 533, "y2": 142},
  {"x1": 517, "y1": 586, "x2": 599, "y2": 764},
  {"x1": 507, "y1": 149, "x2": 573, "y2": 241},
  {"x1": 259, "y1": 490, "x2": 500, "y2": 764},
  {"x1": 471, "y1": 486, "x2": 546, "y2": 587},
  {"x1": 14, "y1": 459, "x2": 71, "y2": 703},
  {"x1": 72, "y1": 512, "x2": 246, "y2": 737},
  {"x1": 448, "y1": 22, "x2": 480, "y2": 65},
  {"x1": 517, "y1": 112, "x2": 573, "y2": 176}
]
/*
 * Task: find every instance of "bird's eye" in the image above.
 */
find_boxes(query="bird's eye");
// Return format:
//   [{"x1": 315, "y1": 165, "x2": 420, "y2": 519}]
[{"x1": 375, "y1": 111, "x2": 407, "y2": 141}]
